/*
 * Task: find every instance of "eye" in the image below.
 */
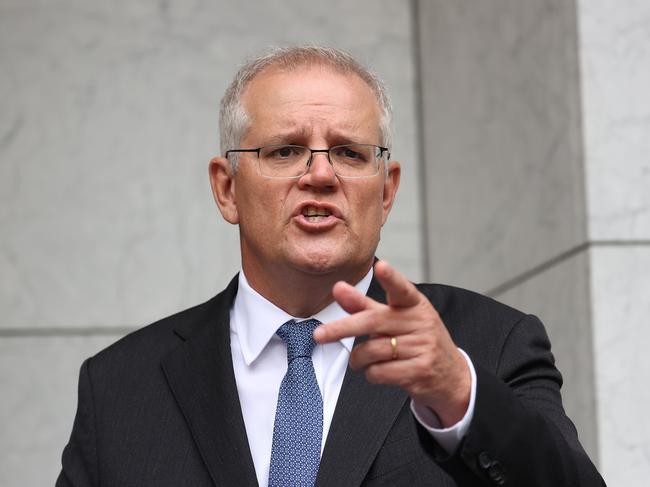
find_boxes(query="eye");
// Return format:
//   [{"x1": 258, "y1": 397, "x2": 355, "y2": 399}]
[
  {"x1": 276, "y1": 146, "x2": 294, "y2": 158},
  {"x1": 341, "y1": 147, "x2": 362, "y2": 159},
  {"x1": 263, "y1": 145, "x2": 304, "y2": 160},
  {"x1": 332, "y1": 144, "x2": 370, "y2": 163},
  {"x1": 343, "y1": 147, "x2": 362, "y2": 159}
]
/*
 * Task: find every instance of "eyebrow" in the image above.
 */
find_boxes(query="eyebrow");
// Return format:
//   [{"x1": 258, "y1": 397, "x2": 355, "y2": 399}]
[
  {"x1": 259, "y1": 127, "x2": 308, "y2": 143},
  {"x1": 263, "y1": 127, "x2": 361, "y2": 146}
]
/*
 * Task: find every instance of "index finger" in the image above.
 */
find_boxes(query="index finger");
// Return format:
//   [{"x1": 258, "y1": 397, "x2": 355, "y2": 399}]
[
  {"x1": 374, "y1": 260, "x2": 421, "y2": 308},
  {"x1": 314, "y1": 310, "x2": 377, "y2": 344}
]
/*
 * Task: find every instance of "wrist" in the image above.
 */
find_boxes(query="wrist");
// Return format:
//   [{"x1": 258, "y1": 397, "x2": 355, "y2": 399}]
[{"x1": 426, "y1": 351, "x2": 472, "y2": 427}]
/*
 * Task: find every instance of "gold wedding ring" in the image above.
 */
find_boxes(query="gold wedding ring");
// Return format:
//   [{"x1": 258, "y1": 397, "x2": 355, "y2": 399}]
[{"x1": 390, "y1": 336, "x2": 398, "y2": 360}]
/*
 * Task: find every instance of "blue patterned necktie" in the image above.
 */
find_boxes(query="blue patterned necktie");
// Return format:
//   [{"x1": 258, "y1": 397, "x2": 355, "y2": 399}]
[{"x1": 268, "y1": 318, "x2": 323, "y2": 487}]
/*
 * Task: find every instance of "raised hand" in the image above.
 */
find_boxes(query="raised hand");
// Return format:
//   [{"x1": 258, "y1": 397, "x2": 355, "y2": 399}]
[{"x1": 314, "y1": 260, "x2": 471, "y2": 426}]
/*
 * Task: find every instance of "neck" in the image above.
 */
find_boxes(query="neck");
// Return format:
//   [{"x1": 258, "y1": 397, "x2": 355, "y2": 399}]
[{"x1": 242, "y1": 259, "x2": 373, "y2": 317}]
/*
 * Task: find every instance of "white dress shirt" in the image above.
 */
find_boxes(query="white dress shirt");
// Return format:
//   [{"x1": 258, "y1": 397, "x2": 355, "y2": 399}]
[{"x1": 230, "y1": 269, "x2": 477, "y2": 486}]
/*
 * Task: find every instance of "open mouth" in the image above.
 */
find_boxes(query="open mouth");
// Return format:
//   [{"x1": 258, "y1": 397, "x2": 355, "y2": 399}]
[{"x1": 301, "y1": 205, "x2": 332, "y2": 222}]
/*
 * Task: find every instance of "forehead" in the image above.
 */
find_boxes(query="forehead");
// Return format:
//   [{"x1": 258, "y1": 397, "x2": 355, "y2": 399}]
[{"x1": 240, "y1": 64, "x2": 381, "y2": 142}]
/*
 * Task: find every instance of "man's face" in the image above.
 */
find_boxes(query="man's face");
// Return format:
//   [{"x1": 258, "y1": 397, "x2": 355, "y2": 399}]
[{"x1": 211, "y1": 64, "x2": 400, "y2": 282}]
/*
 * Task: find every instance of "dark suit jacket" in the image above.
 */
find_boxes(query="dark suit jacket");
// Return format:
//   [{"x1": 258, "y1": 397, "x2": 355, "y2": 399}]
[{"x1": 57, "y1": 276, "x2": 604, "y2": 486}]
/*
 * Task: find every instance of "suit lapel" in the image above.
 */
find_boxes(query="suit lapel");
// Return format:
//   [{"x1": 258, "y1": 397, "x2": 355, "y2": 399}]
[
  {"x1": 316, "y1": 277, "x2": 409, "y2": 487},
  {"x1": 161, "y1": 277, "x2": 258, "y2": 487}
]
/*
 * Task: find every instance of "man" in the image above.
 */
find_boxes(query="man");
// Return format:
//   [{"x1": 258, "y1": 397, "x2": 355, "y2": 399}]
[{"x1": 57, "y1": 47, "x2": 604, "y2": 486}]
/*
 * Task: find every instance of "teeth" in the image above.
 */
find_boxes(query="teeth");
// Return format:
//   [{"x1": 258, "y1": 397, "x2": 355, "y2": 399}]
[{"x1": 303, "y1": 206, "x2": 331, "y2": 217}]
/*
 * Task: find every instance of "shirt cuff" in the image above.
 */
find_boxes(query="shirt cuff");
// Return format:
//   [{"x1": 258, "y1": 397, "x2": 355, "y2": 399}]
[{"x1": 409, "y1": 348, "x2": 477, "y2": 455}]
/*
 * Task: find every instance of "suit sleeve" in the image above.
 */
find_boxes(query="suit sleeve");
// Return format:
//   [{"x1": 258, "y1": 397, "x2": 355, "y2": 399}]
[
  {"x1": 432, "y1": 314, "x2": 606, "y2": 486},
  {"x1": 56, "y1": 358, "x2": 99, "y2": 487}
]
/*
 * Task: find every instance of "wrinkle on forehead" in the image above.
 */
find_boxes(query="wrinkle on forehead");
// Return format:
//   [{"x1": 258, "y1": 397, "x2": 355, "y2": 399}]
[
  {"x1": 240, "y1": 65, "x2": 382, "y2": 146},
  {"x1": 263, "y1": 126, "x2": 369, "y2": 147}
]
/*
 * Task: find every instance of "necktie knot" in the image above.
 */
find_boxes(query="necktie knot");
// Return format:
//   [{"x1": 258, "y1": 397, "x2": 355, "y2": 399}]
[{"x1": 276, "y1": 318, "x2": 320, "y2": 362}]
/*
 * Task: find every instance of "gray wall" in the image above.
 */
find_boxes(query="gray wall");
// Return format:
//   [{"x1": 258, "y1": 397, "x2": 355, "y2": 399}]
[
  {"x1": 415, "y1": 0, "x2": 597, "y2": 460},
  {"x1": 2, "y1": 1, "x2": 649, "y2": 485},
  {"x1": 416, "y1": 1, "x2": 650, "y2": 484},
  {"x1": 578, "y1": 0, "x2": 650, "y2": 484}
]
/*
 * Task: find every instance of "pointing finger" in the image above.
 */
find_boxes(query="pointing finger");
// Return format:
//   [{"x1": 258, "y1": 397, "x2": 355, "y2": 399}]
[
  {"x1": 314, "y1": 311, "x2": 378, "y2": 344},
  {"x1": 374, "y1": 260, "x2": 421, "y2": 308}
]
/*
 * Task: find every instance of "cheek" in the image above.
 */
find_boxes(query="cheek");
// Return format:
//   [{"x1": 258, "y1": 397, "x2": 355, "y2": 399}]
[
  {"x1": 350, "y1": 186, "x2": 385, "y2": 230},
  {"x1": 240, "y1": 190, "x2": 293, "y2": 238}
]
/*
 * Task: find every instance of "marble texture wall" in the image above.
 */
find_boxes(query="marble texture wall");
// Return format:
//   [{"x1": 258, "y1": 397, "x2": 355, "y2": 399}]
[
  {"x1": 578, "y1": 0, "x2": 650, "y2": 241},
  {"x1": 0, "y1": 335, "x2": 121, "y2": 487},
  {"x1": 415, "y1": 0, "x2": 586, "y2": 294},
  {"x1": 578, "y1": 0, "x2": 650, "y2": 484},
  {"x1": 590, "y1": 246, "x2": 650, "y2": 485},
  {"x1": 0, "y1": 1, "x2": 421, "y2": 485}
]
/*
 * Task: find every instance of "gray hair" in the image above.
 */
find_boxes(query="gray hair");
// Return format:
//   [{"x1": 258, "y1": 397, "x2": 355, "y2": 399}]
[{"x1": 219, "y1": 46, "x2": 393, "y2": 168}]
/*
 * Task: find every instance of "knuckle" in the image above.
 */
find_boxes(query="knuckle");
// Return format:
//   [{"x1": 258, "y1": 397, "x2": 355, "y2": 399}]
[
  {"x1": 422, "y1": 333, "x2": 439, "y2": 351},
  {"x1": 414, "y1": 356, "x2": 435, "y2": 377}
]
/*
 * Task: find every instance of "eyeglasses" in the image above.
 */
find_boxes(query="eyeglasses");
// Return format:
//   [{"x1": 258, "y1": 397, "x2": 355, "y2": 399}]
[{"x1": 225, "y1": 144, "x2": 390, "y2": 179}]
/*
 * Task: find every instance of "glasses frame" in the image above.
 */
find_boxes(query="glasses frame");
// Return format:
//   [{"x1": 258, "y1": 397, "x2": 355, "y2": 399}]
[{"x1": 225, "y1": 144, "x2": 390, "y2": 179}]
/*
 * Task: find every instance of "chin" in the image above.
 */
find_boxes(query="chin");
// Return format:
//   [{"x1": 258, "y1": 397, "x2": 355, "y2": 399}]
[
  {"x1": 290, "y1": 254, "x2": 339, "y2": 275},
  {"x1": 288, "y1": 247, "x2": 370, "y2": 277}
]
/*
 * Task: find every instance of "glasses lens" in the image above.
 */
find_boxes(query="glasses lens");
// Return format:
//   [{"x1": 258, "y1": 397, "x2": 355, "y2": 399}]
[
  {"x1": 258, "y1": 145, "x2": 310, "y2": 177},
  {"x1": 254, "y1": 144, "x2": 382, "y2": 178},
  {"x1": 330, "y1": 144, "x2": 380, "y2": 177}
]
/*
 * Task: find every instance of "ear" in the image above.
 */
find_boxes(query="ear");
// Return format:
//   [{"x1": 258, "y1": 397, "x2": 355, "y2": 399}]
[
  {"x1": 209, "y1": 156, "x2": 239, "y2": 224},
  {"x1": 381, "y1": 161, "x2": 401, "y2": 225}
]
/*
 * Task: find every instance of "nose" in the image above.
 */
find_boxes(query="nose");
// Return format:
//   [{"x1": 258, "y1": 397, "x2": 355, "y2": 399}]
[{"x1": 298, "y1": 151, "x2": 339, "y2": 190}]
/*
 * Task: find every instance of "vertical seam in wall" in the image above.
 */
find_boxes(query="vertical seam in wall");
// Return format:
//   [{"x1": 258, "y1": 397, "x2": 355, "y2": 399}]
[
  {"x1": 409, "y1": 0, "x2": 431, "y2": 281},
  {"x1": 573, "y1": 0, "x2": 599, "y2": 465},
  {"x1": 585, "y1": 234, "x2": 599, "y2": 468},
  {"x1": 573, "y1": 0, "x2": 590, "y2": 251}
]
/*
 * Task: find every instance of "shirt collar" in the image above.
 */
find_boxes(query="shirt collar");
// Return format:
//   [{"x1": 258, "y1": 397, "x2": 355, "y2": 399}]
[{"x1": 232, "y1": 268, "x2": 373, "y2": 366}]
